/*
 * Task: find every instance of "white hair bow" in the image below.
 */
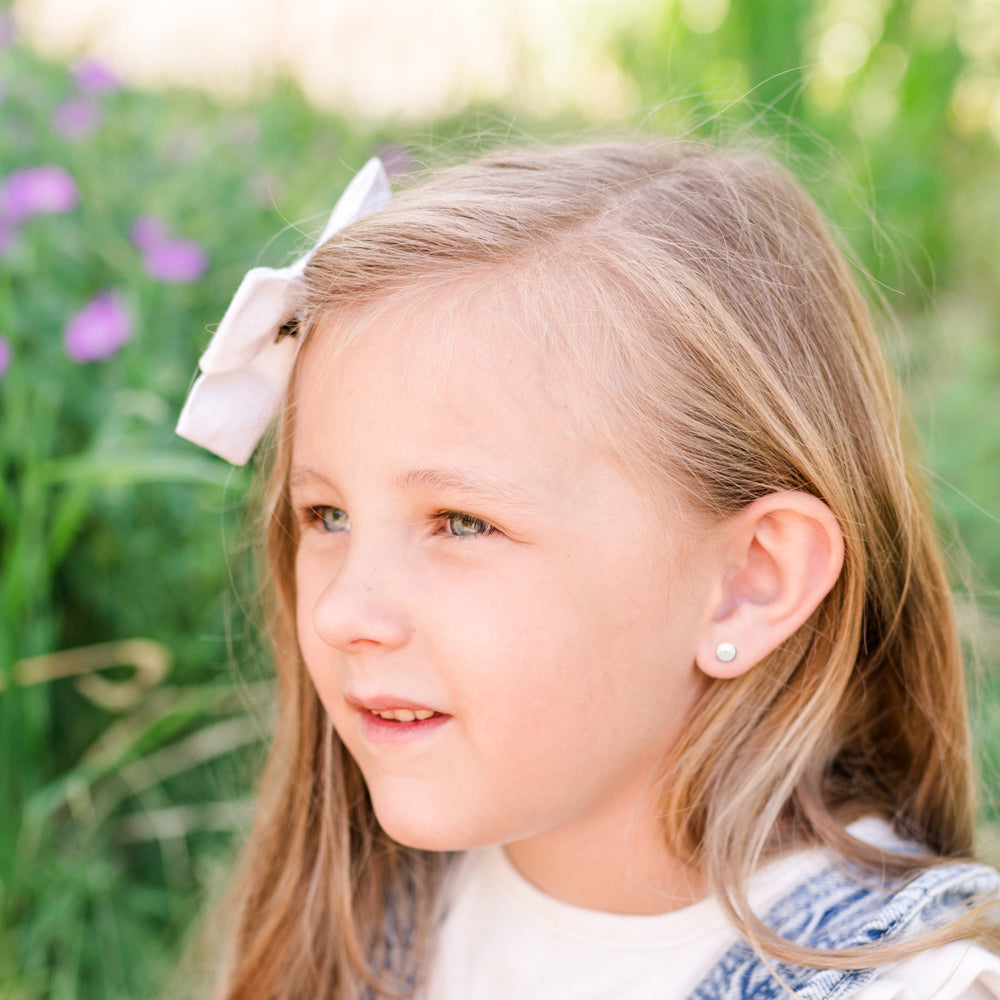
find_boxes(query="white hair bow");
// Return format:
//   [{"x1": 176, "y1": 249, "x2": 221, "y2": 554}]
[{"x1": 175, "y1": 158, "x2": 391, "y2": 464}]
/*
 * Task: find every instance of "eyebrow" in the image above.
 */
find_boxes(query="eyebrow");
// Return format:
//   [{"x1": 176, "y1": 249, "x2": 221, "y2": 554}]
[
  {"x1": 395, "y1": 468, "x2": 541, "y2": 512},
  {"x1": 288, "y1": 466, "x2": 335, "y2": 491},
  {"x1": 288, "y1": 465, "x2": 541, "y2": 513}
]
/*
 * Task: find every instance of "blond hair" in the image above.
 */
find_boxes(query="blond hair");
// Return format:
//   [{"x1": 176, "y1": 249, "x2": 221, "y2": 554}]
[{"x1": 213, "y1": 140, "x2": 994, "y2": 998}]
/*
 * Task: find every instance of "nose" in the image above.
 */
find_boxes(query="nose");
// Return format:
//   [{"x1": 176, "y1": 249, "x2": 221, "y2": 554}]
[{"x1": 307, "y1": 538, "x2": 413, "y2": 653}]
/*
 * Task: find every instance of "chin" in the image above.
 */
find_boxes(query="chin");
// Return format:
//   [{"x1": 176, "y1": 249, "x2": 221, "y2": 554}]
[{"x1": 371, "y1": 801, "x2": 490, "y2": 853}]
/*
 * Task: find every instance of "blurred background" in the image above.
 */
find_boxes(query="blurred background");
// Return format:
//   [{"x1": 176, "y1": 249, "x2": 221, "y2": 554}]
[{"x1": 1, "y1": 0, "x2": 999, "y2": 996}]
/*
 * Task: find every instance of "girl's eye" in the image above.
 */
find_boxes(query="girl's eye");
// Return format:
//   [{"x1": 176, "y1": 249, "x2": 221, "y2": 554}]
[
  {"x1": 441, "y1": 511, "x2": 496, "y2": 537},
  {"x1": 312, "y1": 506, "x2": 350, "y2": 532}
]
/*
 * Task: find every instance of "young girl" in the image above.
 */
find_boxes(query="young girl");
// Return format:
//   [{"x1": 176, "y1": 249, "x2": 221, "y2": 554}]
[{"x1": 177, "y1": 140, "x2": 1000, "y2": 999}]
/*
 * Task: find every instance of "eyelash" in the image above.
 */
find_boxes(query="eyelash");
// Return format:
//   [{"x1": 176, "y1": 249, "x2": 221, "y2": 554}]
[
  {"x1": 298, "y1": 506, "x2": 499, "y2": 539},
  {"x1": 301, "y1": 505, "x2": 349, "y2": 532},
  {"x1": 433, "y1": 511, "x2": 499, "y2": 538}
]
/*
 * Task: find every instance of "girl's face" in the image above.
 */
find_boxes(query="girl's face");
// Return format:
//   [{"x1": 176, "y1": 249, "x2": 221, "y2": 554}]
[{"x1": 291, "y1": 293, "x2": 719, "y2": 902}]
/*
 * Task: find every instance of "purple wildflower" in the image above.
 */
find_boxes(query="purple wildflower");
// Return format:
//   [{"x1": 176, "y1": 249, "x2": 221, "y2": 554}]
[
  {"x1": 224, "y1": 114, "x2": 260, "y2": 146},
  {"x1": 129, "y1": 215, "x2": 168, "y2": 252},
  {"x1": 130, "y1": 214, "x2": 207, "y2": 283},
  {"x1": 0, "y1": 166, "x2": 79, "y2": 223},
  {"x1": 249, "y1": 171, "x2": 287, "y2": 207},
  {"x1": 0, "y1": 335, "x2": 10, "y2": 379},
  {"x1": 53, "y1": 96, "x2": 103, "y2": 140},
  {"x1": 373, "y1": 144, "x2": 412, "y2": 177},
  {"x1": 64, "y1": 291, "x2": 132, "y2": 363},
  {"x1": 0, "y1": 11, "x2": 15, "y2": 51},
  {"x1": 142, "y1": 238, "x2": 208, "y2": 283},
  {"x1": 72, "y1": 59, "x2": 121, "y2": 94}
]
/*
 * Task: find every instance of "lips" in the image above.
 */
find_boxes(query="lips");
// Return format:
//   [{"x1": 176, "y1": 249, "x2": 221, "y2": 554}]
[
  {"x1": 351, "y1": 696, "x2": 451, "y2": 746},
  {"x1": 346, "y1": 693, "x2": 448, "y2": 726},
  {"x1": 369, "y1": 707, "x2": 439, "y2": 722}
]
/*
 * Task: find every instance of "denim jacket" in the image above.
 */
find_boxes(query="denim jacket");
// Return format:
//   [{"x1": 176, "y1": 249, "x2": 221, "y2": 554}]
[{"x1": 687, "y1": 859, "x2": 1000, "y2": 999}]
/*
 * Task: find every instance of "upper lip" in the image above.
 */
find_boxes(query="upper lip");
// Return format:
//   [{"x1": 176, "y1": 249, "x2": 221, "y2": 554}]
[{"x1": 345, "y1": 692, "x2": 445, "y2": 714}]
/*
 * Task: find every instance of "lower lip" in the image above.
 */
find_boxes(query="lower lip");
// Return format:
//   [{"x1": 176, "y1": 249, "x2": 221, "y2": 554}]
[{"x1": 358, "y1": 711, "x2": 451, "y2": 744}]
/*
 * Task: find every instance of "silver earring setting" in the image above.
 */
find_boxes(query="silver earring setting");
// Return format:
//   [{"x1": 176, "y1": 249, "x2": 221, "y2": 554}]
[{"x1": 716, "y1": 642, "x2": 737, "y2": 663}]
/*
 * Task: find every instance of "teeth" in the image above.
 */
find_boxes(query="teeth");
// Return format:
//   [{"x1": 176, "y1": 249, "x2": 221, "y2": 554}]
[{"x1": 371, "y1": 708, "x2": 437, "y2": 722}]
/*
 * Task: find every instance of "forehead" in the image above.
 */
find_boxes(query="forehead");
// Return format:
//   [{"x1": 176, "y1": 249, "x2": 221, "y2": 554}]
[{"x1": 297, "y1": 278, "x2": 600, "y2": 437}]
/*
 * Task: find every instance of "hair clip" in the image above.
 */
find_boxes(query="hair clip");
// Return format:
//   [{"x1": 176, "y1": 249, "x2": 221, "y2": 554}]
[{"x1": 175, "y1": 158, "x2": 391, "y2": 465}]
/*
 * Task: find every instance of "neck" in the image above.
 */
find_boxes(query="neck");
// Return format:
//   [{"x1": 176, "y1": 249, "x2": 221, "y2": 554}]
[{"x1": 502, "y1": 805, "x2": 705, "y2": 915}]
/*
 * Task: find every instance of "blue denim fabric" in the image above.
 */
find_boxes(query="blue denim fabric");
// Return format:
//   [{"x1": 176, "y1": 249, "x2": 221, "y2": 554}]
[{"x1": 687, "y1": 861, "x2": 1000, "y2": 999}]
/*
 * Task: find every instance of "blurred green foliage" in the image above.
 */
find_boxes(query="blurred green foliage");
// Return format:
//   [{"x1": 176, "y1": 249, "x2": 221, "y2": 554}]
[{"x1": 0, "y1": 0, "x2": 998, "y2": 997}]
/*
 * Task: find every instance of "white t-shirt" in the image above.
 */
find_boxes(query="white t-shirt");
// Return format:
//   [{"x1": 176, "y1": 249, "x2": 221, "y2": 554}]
[{"x1": 424, "y1": 820, "x2": 1000, "y2": 999}]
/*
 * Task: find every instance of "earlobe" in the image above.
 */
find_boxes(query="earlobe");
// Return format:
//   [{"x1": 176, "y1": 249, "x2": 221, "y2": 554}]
[{"x1": 696, "y1": 492, "x2": 845, "y2": 680}]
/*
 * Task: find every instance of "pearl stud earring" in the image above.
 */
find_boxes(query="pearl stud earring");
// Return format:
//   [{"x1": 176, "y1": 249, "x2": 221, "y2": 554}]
[{"x1": 716, "y1": 642, "x2": 737, "y2": 663}]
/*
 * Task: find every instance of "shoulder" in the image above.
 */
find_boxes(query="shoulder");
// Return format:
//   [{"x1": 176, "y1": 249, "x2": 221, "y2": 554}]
[
  {"x1": 690, "y1": 826, "x2": 1000, "y2": 1000},
  {"x1": 773, "y1": 859, "x2": 1000, "y2": 999},
  {"x1": 851, "y1": 940, "x2": 1000, "y2": 999},
  {"x1": 768, "y1": 856, "x2": 1000, "y2": 953},
  {"x1": 754, "y1": 819, "x2": 1000, "y2": 954}
]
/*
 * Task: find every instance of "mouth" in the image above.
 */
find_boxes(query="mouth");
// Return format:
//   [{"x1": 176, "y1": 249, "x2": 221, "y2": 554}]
[
  {"x1": 367, "y1": 707, "x2": 442, "y2": 722},
  {"x1": 354, "y1": 699, "x2": 450, "y2": 744},
  {"x1": 346, "y1": 693, "x2": 449, "y2": 731}
]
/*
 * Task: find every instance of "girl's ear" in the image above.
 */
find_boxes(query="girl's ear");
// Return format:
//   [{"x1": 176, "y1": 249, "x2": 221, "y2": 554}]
[{"x1": 696, "y1": 492, "x2": 845, "y2": 680}]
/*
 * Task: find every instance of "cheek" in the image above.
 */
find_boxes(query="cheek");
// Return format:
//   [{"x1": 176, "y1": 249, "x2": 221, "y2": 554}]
[
  {"x1": 293, "y1": 550, "x2": 313, "y2": 642},
  {"x1": 293, "y1": 552, "x2": 333, "y2": 696},
  {"x1": 438, "y1": 558, "x2": 666, "y2": 710}
]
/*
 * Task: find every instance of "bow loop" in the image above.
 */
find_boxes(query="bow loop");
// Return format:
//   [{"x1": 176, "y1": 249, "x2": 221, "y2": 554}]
[
  {"x1": 197, "y1": 268, "x2": 302, "y2": 374},
  {"x1": 176, "y1": 158, "x2": 391, "y2": 465}
]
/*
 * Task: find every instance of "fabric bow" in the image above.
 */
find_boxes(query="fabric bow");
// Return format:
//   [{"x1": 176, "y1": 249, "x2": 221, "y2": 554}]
[{"x1": 175, "y1": 158, "x2": 391, "y2": 464}]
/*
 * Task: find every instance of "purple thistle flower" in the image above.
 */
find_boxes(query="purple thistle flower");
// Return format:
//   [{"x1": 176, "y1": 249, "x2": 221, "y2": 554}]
[
  {"x1": 129, "y1": 214, "x2": 207, "y2": 283},
  {"x1": 64, "y1": 291, "x2": 132, "y2": 363},
  {"x1": 129, "y1": 214, "x2": 168, "y2": 252},
  {"x1": 373, "y1": 143, "x2": 412, "y2": 177},
  {"x1": 0, "y1": 166, "x2": 79, "y2": 223},
  {"x1": 224, "y1": 114, "x2": 261, "y2": 146},
  {"x1": 72, "y1": 59, "x2": 121, "y2": 94},
  {"x1": 0, "y1": 335, "x2": 10, "y2": 379},
  {"x1": 142, "y1": 237, "x2": 208, "y2": 284},
  {"x1": 53, "y1": 96, "x2": 103, "y2": 140},
  {"x1": 249, "y1": 171, "x2": 286, "y2": 207},
  {"x1": 0, "y1": 12, "x2": 15, "y2": 51}
]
